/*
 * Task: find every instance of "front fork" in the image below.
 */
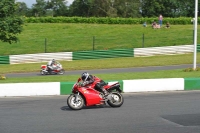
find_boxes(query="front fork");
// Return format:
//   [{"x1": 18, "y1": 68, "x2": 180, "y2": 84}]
[{"x1": 74, "y1": 92, "x2": 80, "y2": 102}]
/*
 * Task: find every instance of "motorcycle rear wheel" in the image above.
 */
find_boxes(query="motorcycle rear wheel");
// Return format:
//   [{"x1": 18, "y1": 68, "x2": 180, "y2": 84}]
[
  {"x1": 107, "y1": 92, "x2": 124, "y2": 107},
  {"x1": 67, "y1": 94, "x2": 84, "y2": 110}
]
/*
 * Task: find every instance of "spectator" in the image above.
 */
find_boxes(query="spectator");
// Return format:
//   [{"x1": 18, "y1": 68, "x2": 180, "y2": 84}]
[
  {"x1": 152, "y1": 21, "x2": 161, "y2": 29},
  {"x1": 143, "y1": 22, "x2": 147, "y2": 27},
  {"x1": 165, "y1": 22, "x2": 170, "y2": 28},
  {"x1": 156, "y1": 24, "x2": 160, "y2": 29},
  {"x1": 152, "y1": 21, "x2": 157, "y2": 29},
  {"x1": 158, "y1": 14, "x2": 163, "y2": 27}
]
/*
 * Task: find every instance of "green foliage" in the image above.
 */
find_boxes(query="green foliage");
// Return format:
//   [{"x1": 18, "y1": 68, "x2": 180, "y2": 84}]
[
  {"x1": 13, "y1": 0, "x2": 200, "y2": 18},
  {"x1": 0, "y1": 75, "x2": 6, "y2": 80},
  {"x1": 24, "y1": 16, "x2": 195, "y2": 25},
  {"x1": 0, "y1": 0, "x2": 24, "y2": 44},
  {"x1": 183, "y1": 67, "x2": 200, "y2": 72}
]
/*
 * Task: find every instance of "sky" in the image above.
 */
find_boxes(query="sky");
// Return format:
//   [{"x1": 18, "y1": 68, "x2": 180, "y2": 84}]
[{"x1": 16, "y1": 0, "x2": 74, "y2": 7}]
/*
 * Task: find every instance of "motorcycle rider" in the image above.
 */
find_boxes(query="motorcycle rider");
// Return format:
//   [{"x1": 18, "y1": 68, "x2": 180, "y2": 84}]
[
  {"x1": 81, "y1": 72, "x2": 109, "y2": 96},
  {"x1": 46, "y1": 59, "x2": 57, "y2": 72}
]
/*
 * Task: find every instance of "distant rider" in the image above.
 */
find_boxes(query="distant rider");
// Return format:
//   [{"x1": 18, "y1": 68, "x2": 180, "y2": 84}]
[
  {"x1": 80, "y1": 72, "x2": 108, "y2": 96},
  {"x1": 46, "y1": 59, "x2": 57, "y2": 72}
]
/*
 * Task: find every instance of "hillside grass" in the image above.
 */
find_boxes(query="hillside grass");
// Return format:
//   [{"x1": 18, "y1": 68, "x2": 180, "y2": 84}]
[{"x1": 0, "y1": 23, "x2": 197, "y2": 55}]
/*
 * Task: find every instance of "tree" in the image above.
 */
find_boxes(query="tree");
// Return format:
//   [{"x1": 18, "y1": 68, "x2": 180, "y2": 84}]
[
  {"x1": 115, "y1": 0, "x2": 141, "y2": 18},
  {"x1": 69, "y1": 0, "x2": 92, "y2": 17},
  {"x1": 0, "y1": 0, "x2": 24, "y2": 44},
  {"x1": 31, "y1": 0, "x2": 47, "y2": 17},
  {"x1": 46, "y1": 0, "x2": 69, "y2": 17},
  {"x1": 15, "y1": 2, "x2": 29, "y2": 16}
]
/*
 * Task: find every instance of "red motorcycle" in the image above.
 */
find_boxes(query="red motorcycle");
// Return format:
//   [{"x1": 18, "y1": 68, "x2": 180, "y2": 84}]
[
  {"x1": 40, "y1": 62, "x2": 65, "y2": 75},
  {"x1": 67, "y1": 77, "x2": 124, "y2": 110}
]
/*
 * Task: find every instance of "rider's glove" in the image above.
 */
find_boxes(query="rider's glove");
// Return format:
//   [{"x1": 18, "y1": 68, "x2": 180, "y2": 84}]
[
  {"x1": 81, "y1": 82, "x2": 86, "y2": 86},
  {"x1": 81, "y1": 81, "x2": 88, "y2": 86}
]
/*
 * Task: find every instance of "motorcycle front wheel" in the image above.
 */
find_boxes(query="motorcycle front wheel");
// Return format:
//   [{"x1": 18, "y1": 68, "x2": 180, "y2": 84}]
[
  {"x1": 107, "y1": 92, "x2": 124, "y2": 107},
  {"x1": 40, "y1": 70, "x2": 46, "y2": 75},
  {"x1": 58, "y1": 69, "x2": 65, "y2": 75},
  {"x1": 67, "y1": 94, "x2": 85, "y2": 110}
]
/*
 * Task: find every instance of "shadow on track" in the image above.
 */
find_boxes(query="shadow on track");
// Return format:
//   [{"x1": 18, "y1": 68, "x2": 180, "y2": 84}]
[{"x1": 60, "y1": 105, "x2": 111, "y2": 111}]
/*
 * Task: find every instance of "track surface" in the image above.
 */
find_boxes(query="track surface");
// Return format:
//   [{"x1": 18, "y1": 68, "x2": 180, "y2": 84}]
[
  {"x1": 1, "y1": 91, "x2": 200, "y2": 133},
  {"x1": 5, "y1": 64, "x2": 198, "y2": 78}
]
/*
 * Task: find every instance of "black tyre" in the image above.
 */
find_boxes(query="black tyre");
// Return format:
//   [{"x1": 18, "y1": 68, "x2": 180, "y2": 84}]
[
  {"x1": 67, "y1": 94, "x2": 84, "y2": 110},
  {"x1": 107, "y1": 92, "x2": 124, "y2": 107}
]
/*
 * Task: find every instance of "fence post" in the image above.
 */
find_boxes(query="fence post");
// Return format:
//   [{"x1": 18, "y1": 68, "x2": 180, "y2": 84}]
[
  {"x1": 45, "y1": 38, "x2": 47, "y2": 53},
  {"x1": 93, "y1": 36, "x2": 95, "y2": 50},
  {"x1": 142, "y1": 33, "x2": 144, "y2": 48}
]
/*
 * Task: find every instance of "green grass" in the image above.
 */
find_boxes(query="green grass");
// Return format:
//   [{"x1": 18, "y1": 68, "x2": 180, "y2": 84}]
[
  {"x1": 1, "y1": 53, "x2": 200, "y2": 83},
  {"x1": 1, "y1": 69, "x2": 200, "y2": 83},
  {"x1": 0, "y1": 23, "x2": 196, "y2": 55}
]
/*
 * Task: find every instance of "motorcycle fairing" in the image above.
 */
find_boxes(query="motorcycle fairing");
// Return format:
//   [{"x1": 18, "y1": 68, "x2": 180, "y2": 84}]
[
  {"x1": 78, "y1": 87, "x2": 102, "y2": 106},
  {"x1": 104, "y1": 82, "x2": 122, "y2": 92}
]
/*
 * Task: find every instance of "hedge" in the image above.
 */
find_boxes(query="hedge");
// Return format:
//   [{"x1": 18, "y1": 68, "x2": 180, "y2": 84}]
[{"x1": 24, "y1": 16, "x2": 196, "y2": 25}]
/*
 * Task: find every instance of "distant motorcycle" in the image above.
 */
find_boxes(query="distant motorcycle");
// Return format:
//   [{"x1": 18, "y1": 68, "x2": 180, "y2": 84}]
[
  {"x1": 40, "y1": 62, "x2": 65, "y2": 75},
  {"x1": 67, "y1": 77, "x2": 124, "y2": 110}
]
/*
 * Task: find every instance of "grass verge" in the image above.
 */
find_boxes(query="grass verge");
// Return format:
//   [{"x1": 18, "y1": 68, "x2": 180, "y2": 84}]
[{"x1": 0, "y1": 69, "x2": 200, "y2": 83}]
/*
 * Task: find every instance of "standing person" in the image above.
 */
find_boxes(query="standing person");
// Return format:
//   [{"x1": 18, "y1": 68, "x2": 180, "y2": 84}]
[{"x1": 158, "y1": 14, "x2": 163, "y2": 27}]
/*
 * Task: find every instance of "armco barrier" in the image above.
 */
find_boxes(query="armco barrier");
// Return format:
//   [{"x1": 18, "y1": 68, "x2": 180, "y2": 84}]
[
  {"x1": 1, "y1": 78, "x2": 200, "y2": 97},
  {"x1": 9, "y1": 52, "x2": 72, "y2": 64},
  {"x1": 72, "y1": 49, "x2": 134, "y2": 60},
  {"x1": 134, "y1": 45, "x2": 193, "y2": 57},
  {"x1": 0, "y1": 56, "x2": 10, "y2": 64},
  {"x1": 1, "y1": 44, "x2": 200, "y2": 65}
]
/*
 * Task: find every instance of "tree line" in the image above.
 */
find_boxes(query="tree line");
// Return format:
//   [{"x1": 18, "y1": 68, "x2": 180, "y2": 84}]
[{"x1": 16, "y1": 0, "x2": 199, "y2": 18}]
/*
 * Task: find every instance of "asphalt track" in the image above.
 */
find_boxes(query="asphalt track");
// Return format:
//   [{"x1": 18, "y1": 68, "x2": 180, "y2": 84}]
[
  {"x1": 5, "y1": 64, "x2": 199, "y2": 78},
  {"x1": 1, "y1": 91, "x2": 200, "y2": 133}
]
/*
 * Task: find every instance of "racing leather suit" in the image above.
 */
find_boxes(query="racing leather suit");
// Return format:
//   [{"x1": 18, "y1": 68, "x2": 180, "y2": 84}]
[{"x1": 82, "y1": 75, "x2": 108, "y2": 95}]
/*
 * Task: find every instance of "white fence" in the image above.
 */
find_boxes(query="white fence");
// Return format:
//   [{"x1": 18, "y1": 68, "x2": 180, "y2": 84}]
[
  {"x1": 10, "y1": 52, "x2": 72, "y2": 64},
  {"x1": 134, "y1": 45, "x2": 193, "y2": 57}
]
